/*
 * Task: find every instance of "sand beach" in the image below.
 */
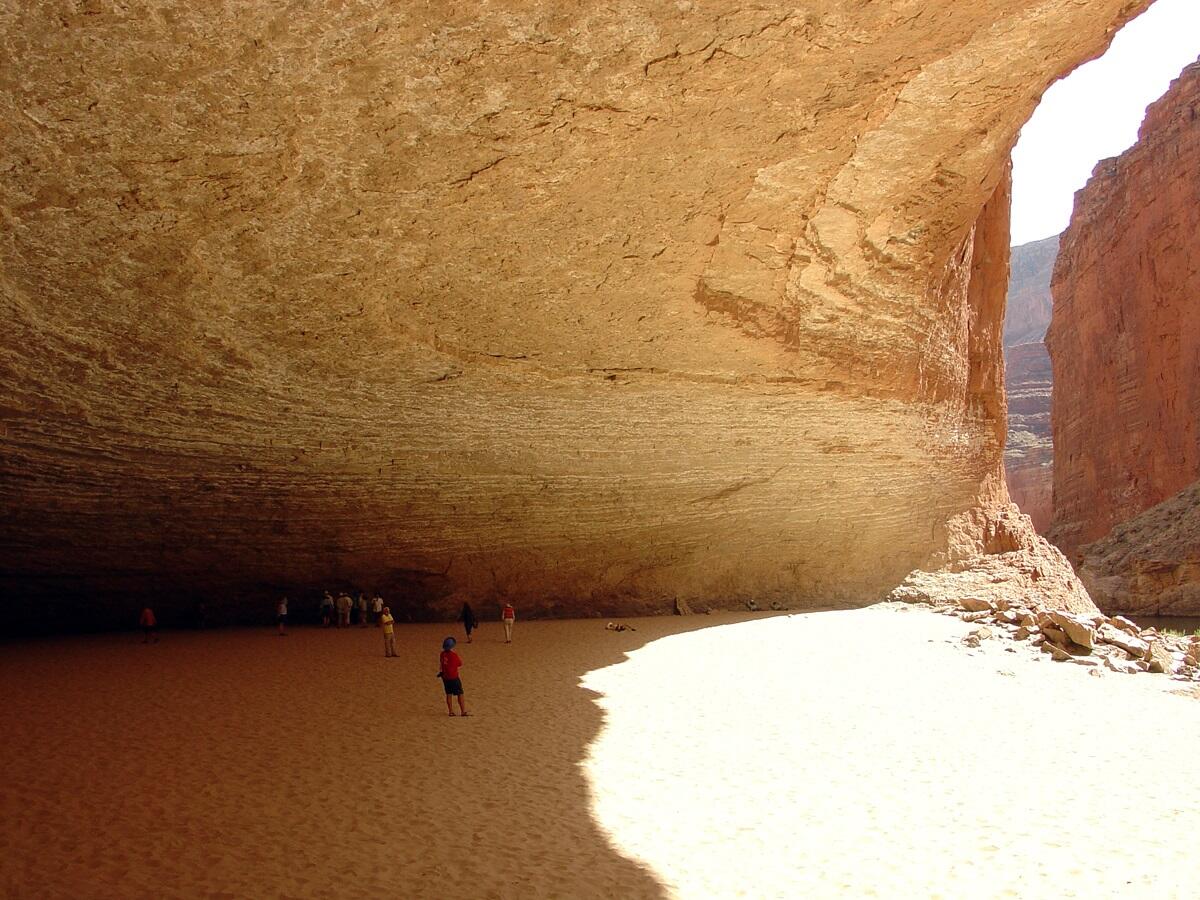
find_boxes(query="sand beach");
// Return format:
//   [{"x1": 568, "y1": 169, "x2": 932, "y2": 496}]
[{"x1": 2, "y1": 606, "x2": 1198, "y2": 899}]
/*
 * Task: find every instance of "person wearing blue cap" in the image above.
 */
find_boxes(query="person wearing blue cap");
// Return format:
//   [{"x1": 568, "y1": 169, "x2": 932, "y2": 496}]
[{"x1": 437, "y1": 636, "x2": 468, "y2": 717}]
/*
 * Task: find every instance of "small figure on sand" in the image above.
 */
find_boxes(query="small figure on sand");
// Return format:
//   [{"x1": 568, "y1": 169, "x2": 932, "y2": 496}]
[
  {"x1": 438, "y1": 637, "x2": 468, "y2": 716},
  {"x1": 276, "y1": 597, "x2": 289, "y2": 636},
  {"x1": 139, "y1": 606, "x2": 158, "y2": 643},
  {"x1": 500, "y1": 601, "x2": 515, "y2": 643},
  {"x1": 320, "y1": 592, "x2": 334, "y2": 628},
  {"x1": 371, "y1": 593, "x2": 384, "y2": 625},
  {"x1": 357, "y1": 593, "x2": 369, "y2": 627},
  {"x1": 459, "y1": 601, "x2": 477, "y2": 643},
  {"x1": 336, "y1": 591, "x2": 352, "y2": 628},
  {"x1": 605, "y1": 621, "x2": 636, "y2": 632},
  {"x1": 380, "y1": 606, "x2": 396, "y2": 657}
]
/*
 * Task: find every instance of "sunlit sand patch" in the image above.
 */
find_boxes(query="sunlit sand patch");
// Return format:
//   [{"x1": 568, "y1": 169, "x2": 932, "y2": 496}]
[{"x1": 581, "y1": 606, "x2": 1200, "y2": 898}]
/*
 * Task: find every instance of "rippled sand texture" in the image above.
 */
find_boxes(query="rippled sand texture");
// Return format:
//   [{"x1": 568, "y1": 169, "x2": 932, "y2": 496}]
[{"x1": 583, "y1": 607, "x2": 1200, "y2": 898}]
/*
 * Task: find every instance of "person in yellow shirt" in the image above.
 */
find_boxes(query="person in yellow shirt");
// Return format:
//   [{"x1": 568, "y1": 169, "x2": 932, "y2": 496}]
[{"x1": 380, "y1": 606, "x2": 397, "y2": 657}]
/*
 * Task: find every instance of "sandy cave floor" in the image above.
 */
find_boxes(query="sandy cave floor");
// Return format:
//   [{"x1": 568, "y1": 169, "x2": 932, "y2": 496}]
[{"x1": 1, "y1": 606, "x2": 1199, "y2": 899}]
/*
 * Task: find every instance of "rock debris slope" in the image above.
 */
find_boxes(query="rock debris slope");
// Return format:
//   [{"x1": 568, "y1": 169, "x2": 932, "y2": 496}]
[
  {"x1": 1049, "y1": 58, "x2": 1200, "y2": 560},
  {"x1": 1080, "y1": 479, "x2": 1200, "y2": 617},
  {"x1": 0, "y1": 2, "x2": 1149, "y2": 631}
]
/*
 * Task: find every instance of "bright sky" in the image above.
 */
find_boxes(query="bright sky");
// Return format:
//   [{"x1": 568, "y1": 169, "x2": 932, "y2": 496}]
[{"x1": 1010, "y1": 0, "x2": 1200, "y2": 246}]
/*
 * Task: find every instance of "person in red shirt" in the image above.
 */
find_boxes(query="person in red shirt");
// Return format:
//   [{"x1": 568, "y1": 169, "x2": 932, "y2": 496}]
[
  {"x1": 500, "y1": 601, "x2": 515, "y2": 643},
  {"x1": 139, "y1": 606, "x2": 158, "y2": 644},
  {"x1": 438, "y1": 637, "x2": 468, "y2": 717}
]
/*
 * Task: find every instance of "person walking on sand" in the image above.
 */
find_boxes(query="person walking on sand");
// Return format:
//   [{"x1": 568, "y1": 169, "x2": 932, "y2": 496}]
[
  {"x1": 437, "y1": 637, "x2": 468, "y2": 716},
  {"x1": 139, "y1": 606, "x2": 158, "y2": 644},
  {"x1": 276, "y1": 596, "x2": 289, "y2": 636},
  {"x1": 380, "y1": 606, "x2": 397, "y2": 657},
  {"x1": 459, "y1": 601, "x2": 477, "y2": 643},
  {"x1": 336, "y1": 591, "x2": 352, "y2": 628},
  {"x1": 371, "y1": 593, "x2": 383, "y2": 625},
  {"x1": 357, "y1": 593, "x2": 369, "y2": 627},
  {"x1": 500, "y1": 601, "x2": 515, "y2": 643},
  {"x1": 320, "y1": 591, "x2": 334, "y2": 628}
]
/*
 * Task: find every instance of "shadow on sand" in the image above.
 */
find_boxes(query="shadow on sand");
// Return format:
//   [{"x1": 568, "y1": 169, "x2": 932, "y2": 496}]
[{"x1": 0, "y1": 610, "x2": 804, "y2": 898}]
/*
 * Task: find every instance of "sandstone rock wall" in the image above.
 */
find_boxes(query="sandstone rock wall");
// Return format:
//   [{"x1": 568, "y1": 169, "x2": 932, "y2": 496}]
[
  {"x1": 0, "y1": 1, "x2": 1146, "y2": 632},
  {"x1": 1048, "y1": 58, "x2": 1200, "y2": 559}
]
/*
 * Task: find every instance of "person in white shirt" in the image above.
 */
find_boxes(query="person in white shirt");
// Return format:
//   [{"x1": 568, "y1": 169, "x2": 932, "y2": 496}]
[
  {"x1": 357, "y1": 593, "x2": 369, "y2": 627},
  {"x1": 371, "y1": 594, "x2": 384, "y2": 625}
]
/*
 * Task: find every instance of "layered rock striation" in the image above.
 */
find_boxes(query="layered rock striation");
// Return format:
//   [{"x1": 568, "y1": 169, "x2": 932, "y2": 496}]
[
  {"x1": 1048, "y1": 59, "x2": 1200, "y2": 560},
  {"x1": 1, "y1": 2, "x2": 1146, "y2": 632}
]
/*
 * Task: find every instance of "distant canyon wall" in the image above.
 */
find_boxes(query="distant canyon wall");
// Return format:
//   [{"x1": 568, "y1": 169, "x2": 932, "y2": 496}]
[
  {"x1": 1003, "y1": 235, "x2": 1058, "y2": 532},
  {"x1": 0, "y1": 1, "x2": 1145, "y2": 631},
  {"x1": 1004, "y1": 340, "x2": 1054, "y2": 533}
]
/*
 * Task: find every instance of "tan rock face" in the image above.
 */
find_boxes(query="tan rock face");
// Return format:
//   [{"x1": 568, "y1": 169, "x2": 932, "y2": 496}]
[
  {"x1": 0, "y1": 1, "x2": 1145, "y2": 631},
  {"x1": 1048, "y1": 59, "x2": 1200, "y2": 559}
]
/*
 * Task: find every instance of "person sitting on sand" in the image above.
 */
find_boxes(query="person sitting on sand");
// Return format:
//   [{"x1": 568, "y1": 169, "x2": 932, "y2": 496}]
[
  {"x1": 437, "y1": 637, "x2": 468, "y2": 716},
  {"x1": 500, "y1": 601, "x2": 515, "y2": 643},
  {"x1": 380, "y1": 606, "x2": 396, "y2": 657},
  {"x1": 459, "y1": 601, "x2": 477, "y2": 643},
  {"x1": 320, "y1": 592, "x2": 334, "y2": 628},
  {"x1": 139, "y1": 606, "x2": 158, "y2": 644},
  {"x1": 276, "y1": 596, "x2": 288, "y2": 636}
]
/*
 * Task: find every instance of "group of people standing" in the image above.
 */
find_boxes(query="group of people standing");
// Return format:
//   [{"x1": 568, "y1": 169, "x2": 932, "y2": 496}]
[{"x1": 314, "y1": 591, "x2": 383, "y2": 630}]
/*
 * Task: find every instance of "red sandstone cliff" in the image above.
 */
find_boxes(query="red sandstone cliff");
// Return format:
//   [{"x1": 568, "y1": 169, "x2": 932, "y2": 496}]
[{"x1": 1048, "y1": 59, "x2": 1200, "y2": 565}]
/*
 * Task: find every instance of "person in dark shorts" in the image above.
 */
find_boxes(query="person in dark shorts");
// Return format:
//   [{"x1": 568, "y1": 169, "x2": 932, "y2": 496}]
[
  {"x1": 276, "y1": 596, "x2": 288, "y2": 636},
  {"x1": 139, "y1": 606, "x2": 158, "y2": 643},
  {"x1": 459, "y1": 602, "x2": 477, "y2": 643},
  {"x1": 437, "y1": 637, "x2": 468, "y2": 717}
]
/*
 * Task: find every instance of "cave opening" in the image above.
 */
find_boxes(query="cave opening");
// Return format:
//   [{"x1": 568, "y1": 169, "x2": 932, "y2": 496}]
[{"x1": 1002, "y1": 0, "x2": 1200, "y2": 540}]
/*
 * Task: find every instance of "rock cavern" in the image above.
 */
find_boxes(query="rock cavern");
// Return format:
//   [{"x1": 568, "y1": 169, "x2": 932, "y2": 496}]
[
  {"x1": 1, "y1": 1, "x2": 1154, "y2": 633},
  {"x1": 1048, "y1": 58, "x2": 1200, "y2": 562}
]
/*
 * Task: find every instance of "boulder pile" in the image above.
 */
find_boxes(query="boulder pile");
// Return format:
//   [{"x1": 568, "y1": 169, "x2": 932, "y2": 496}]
[{"x1": 899, "y1": 594, "x2": 1200, "y2": 681}]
